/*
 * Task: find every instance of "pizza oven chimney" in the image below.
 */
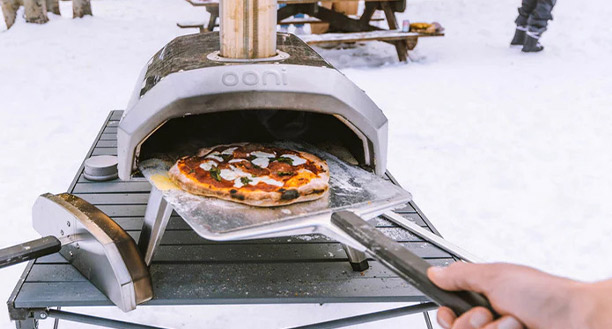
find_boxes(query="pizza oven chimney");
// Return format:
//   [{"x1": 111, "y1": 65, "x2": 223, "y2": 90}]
[{"x1": 219, "y1": 0, "x2": 277, "y2": 59}]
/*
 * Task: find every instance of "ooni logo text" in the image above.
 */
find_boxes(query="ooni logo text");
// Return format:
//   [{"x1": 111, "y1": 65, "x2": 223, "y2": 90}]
[{"x1": 221, "y1": 69, "x2": 288, "y2": 87}]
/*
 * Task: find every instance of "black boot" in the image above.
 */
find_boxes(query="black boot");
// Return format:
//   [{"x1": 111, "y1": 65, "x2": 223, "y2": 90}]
[
  {"x1": 522, "y1": 31, "x2": 544, "y2": 52},
  {"x1": 510, "y1": 26, "x2": 527, "y2": 46}
]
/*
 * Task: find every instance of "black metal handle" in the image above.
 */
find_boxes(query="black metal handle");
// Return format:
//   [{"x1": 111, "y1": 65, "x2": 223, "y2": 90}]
[
  {"x1": 0, "y1": 236, "x2": 61, "y2": 269},
  {"x1": 331, "y1": 211, "x2": 497, "y2": 318}
]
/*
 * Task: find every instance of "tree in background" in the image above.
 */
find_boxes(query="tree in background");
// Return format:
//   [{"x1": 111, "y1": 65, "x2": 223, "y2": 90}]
[
  {"x1": 47, "y1": 0, "x2": 59, "y2": 15},
  {"x1": 1, "y1": 0, "x2": 91, "y2": 29},
  {"x1": 72, "y1": 0, "x2": 91, "y2": 18},
  {"x1": 24, "y1": 0, "x2": 48, "y2": 23},
  {"x1": 1, "y1": 0, "x2": 21, "y2": 28}
]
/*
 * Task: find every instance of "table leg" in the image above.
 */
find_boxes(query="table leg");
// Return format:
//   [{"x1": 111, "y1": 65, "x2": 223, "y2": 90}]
[
  {"x1": 15, "y1": 318, "x2": 37, "y2": 329},
  {"x1": 277, "y1": 4, "x2": 302, "y2": 22},
  {"x1": 380, "y1": 2, "x2": 408, "y2": 62},
  {"x1": 138, "y1": 187, "x2": 173, "y2": 266},
  {"x1": 206, "y1": 7, "x2": 219, "y2": 32},
  {"x1": 359, "y1": 2, "x2": 377, "y2": 28}
]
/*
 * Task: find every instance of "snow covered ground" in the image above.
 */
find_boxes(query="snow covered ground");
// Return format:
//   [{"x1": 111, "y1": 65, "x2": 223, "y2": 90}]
[{"x1": 1, "y1": 0, "x2": 611, "y2": 328}]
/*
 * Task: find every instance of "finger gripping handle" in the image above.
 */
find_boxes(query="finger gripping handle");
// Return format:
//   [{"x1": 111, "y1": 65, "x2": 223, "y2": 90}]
[{"x1": 331, "y1": 211, "x2": 497, "y2": 317}]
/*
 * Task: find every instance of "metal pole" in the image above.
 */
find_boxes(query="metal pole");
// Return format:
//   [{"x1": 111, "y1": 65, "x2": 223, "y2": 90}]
[
  {"x1": 383, "y1": 211, "x2": 484, "y2": 263},
  {"x1": 287, "y1": 302, "x2": 438, "y2": 329},
  {"x1": 45, "y1": 309, "x2": 168, "y2": 329},
  {"x1": 52, "y1": 307, "x2": 61, "y2": 329},
  {"x1": 423, "y1": 309, "x2": 434, "y2": 329}
]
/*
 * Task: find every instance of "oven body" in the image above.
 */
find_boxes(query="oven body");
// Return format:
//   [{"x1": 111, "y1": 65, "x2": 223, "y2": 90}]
[{"x1": 117, "y1": 32, "x2": 389, "y2": 180}]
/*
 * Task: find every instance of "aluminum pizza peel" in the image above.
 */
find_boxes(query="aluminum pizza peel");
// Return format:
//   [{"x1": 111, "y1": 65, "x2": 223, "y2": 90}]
[
  {"x1": 0, "y1": 193, "x2": 152, "y2": 312},
  {"x1": 139, "y1": 142, "x2": 497, "y2": 318}
]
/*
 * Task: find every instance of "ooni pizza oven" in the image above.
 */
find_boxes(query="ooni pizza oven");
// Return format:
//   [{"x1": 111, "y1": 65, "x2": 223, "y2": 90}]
[
  {"x1": 115, "y1": 32, "x2": 392, "y2": 270},
  {"x1": 117, "y1": 32, "x2": 388, "y2": 181}
]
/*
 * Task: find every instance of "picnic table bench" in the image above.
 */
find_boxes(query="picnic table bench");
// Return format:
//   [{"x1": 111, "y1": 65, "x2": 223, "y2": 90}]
[
  {"x1": 183, "y1": 0, "x2": 443, "y2": 62},
  {"x1": 7, "y1": 110, "x2": 458, "y2": 329}
]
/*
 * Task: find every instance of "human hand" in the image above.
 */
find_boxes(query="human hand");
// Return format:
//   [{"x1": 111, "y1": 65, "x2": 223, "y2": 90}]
[{"x1": 426, "y1": 262, "x2": 592, "y2": 329}]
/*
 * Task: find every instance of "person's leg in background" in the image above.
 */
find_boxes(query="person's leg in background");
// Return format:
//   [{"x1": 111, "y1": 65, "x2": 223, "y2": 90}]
[
  {"x1": 511, "y1": 0, "x2": 537, "y2": 45},
  {"x1": 523, "y1": 0, "x2": 556, "y2": 52}
]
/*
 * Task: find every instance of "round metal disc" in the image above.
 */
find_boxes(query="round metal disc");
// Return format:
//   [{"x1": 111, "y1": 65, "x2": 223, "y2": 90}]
[
  {"x1": 84, "y1": 155, "x2": 119, "y2": 181},
  {"x1": 206, "y1": 50, "x2": 290, "y2": 63}
]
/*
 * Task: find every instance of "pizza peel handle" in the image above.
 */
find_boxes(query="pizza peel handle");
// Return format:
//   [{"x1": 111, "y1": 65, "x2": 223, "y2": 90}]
[
  {"x1": 0, "y1": 236, "x2": 61, "y2": 269},
  {"x1": 331, "y1": 211, "x2": 498, "y2": 318}
]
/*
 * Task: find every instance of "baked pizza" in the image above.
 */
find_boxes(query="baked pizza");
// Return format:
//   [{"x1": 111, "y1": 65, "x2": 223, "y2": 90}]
[{"x1": 168, "y1": 143, "x2": 329, "y2": 207}]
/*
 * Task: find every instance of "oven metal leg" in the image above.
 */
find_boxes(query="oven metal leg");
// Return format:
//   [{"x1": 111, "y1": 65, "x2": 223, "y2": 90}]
[
  {"x1": 342, "y1": 244, "x2": 369, "y2": 271},
  {"x1": 138, "y1": 186, "x2": 173, "y2": 265}
]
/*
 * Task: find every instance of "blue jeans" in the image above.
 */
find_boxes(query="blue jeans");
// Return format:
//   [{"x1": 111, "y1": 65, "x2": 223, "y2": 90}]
[{"x1": 515, "y1": 0, "x2": 557, "y2": 33}]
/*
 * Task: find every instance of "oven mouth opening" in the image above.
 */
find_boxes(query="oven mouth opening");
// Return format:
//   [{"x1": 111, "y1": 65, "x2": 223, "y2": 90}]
[{"x1": 137, "y1": 110, "x2": 370, "y2": 175}]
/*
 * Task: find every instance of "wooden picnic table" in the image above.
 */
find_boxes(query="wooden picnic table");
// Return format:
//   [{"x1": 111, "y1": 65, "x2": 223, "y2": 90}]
[{"x1": 183, "y1": 0, "x2": 442, "y2": 62}]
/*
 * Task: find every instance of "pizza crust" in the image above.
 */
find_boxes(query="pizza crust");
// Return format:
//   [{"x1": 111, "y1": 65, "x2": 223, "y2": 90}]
[{"x1": 168, "y1": 144, "x2": 330, "y2": 207}]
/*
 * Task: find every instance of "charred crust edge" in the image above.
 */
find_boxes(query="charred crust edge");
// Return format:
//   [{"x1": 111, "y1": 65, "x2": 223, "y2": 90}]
[
  {"x1": 280, "y1": 189, "x2": 299, "y2": 200},
  {"x1": 231, "y1": 193, "x2": 245, "y2": 200}
]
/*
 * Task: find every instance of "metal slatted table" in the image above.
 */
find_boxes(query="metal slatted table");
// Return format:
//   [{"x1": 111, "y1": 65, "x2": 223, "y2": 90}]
[{"x1": 7, "y1": 111, "x2": 455, "y2": 329}]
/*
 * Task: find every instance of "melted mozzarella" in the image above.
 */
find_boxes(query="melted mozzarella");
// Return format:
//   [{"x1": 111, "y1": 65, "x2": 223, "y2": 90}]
[
  {"x1": 216, "y1": 165, "x2": 252, "y2": 188},
  {"x1": 221, "y1": 165, "x2": 252, "y2": 182},
  {"x1": 199, "y1": 160, "x2": 217, "y2": 171},
  {"x1": 249, "y1": 176, "x2": 283, "y2": 187},
  {"x1": 251, "y1": 151, "x2": 275, "y2": 158},
  {"x1": 214, "y1": 160, "x2": 283, "y2": 188},
  {"x1": 231, "y1": 166, "x2": 250, "y2": 177},
  {"x1": 220, "y1": 169, "x2": 239, "y2": 181},
  {"x1": 251, "y1": 157, "x2": 270, "y2": 168},
  {"x1": 280, "y1": 154, "x2": 306, "y2": 166},
  {"x1": 205, "y1": 152, "x2": 224, "y2": 162},
  {"x1": 221, "y1": 147, "x2": 238, "y2": 155}
]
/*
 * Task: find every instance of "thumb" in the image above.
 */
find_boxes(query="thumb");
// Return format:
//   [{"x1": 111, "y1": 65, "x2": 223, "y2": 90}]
[{"x1": 427, "y1": 262, "x2": 494, "y2": 294}]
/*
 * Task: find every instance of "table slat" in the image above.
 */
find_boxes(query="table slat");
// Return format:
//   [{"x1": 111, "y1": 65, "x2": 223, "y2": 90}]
[
  {"x1": 15, "y1": 260, "x2": 451, "y2": 308},
  {"x1": 35, "y1": 239, "x2": 449, "y2": 265}
]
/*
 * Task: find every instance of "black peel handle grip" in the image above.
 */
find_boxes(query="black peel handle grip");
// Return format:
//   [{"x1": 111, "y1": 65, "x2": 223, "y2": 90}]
[
  {"x1": 331, "y1": 211, "x2": 497, "y2": 318},
  {"x1": 0, "y1": 236, "x2": 61, "y2": 269}
]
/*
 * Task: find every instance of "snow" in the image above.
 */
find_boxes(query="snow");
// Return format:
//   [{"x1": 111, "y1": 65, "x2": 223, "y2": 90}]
[{"x1": 1, "y1": 0, "x2": 611, "y2": 328}]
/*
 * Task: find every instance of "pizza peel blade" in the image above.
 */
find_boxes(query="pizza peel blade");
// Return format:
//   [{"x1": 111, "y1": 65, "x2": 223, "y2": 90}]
[
  {"x1": 137, "y1": 142, "x2": 412, "y2": 241},
  {"x1": 137, "y1": 143, "x2": 499, "y2": 318}
]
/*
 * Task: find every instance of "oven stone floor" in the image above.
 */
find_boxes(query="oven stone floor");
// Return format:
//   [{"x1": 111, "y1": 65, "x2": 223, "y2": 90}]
[{"x1": 9, "y1": 111, "x2": 455, "y2": 311}]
